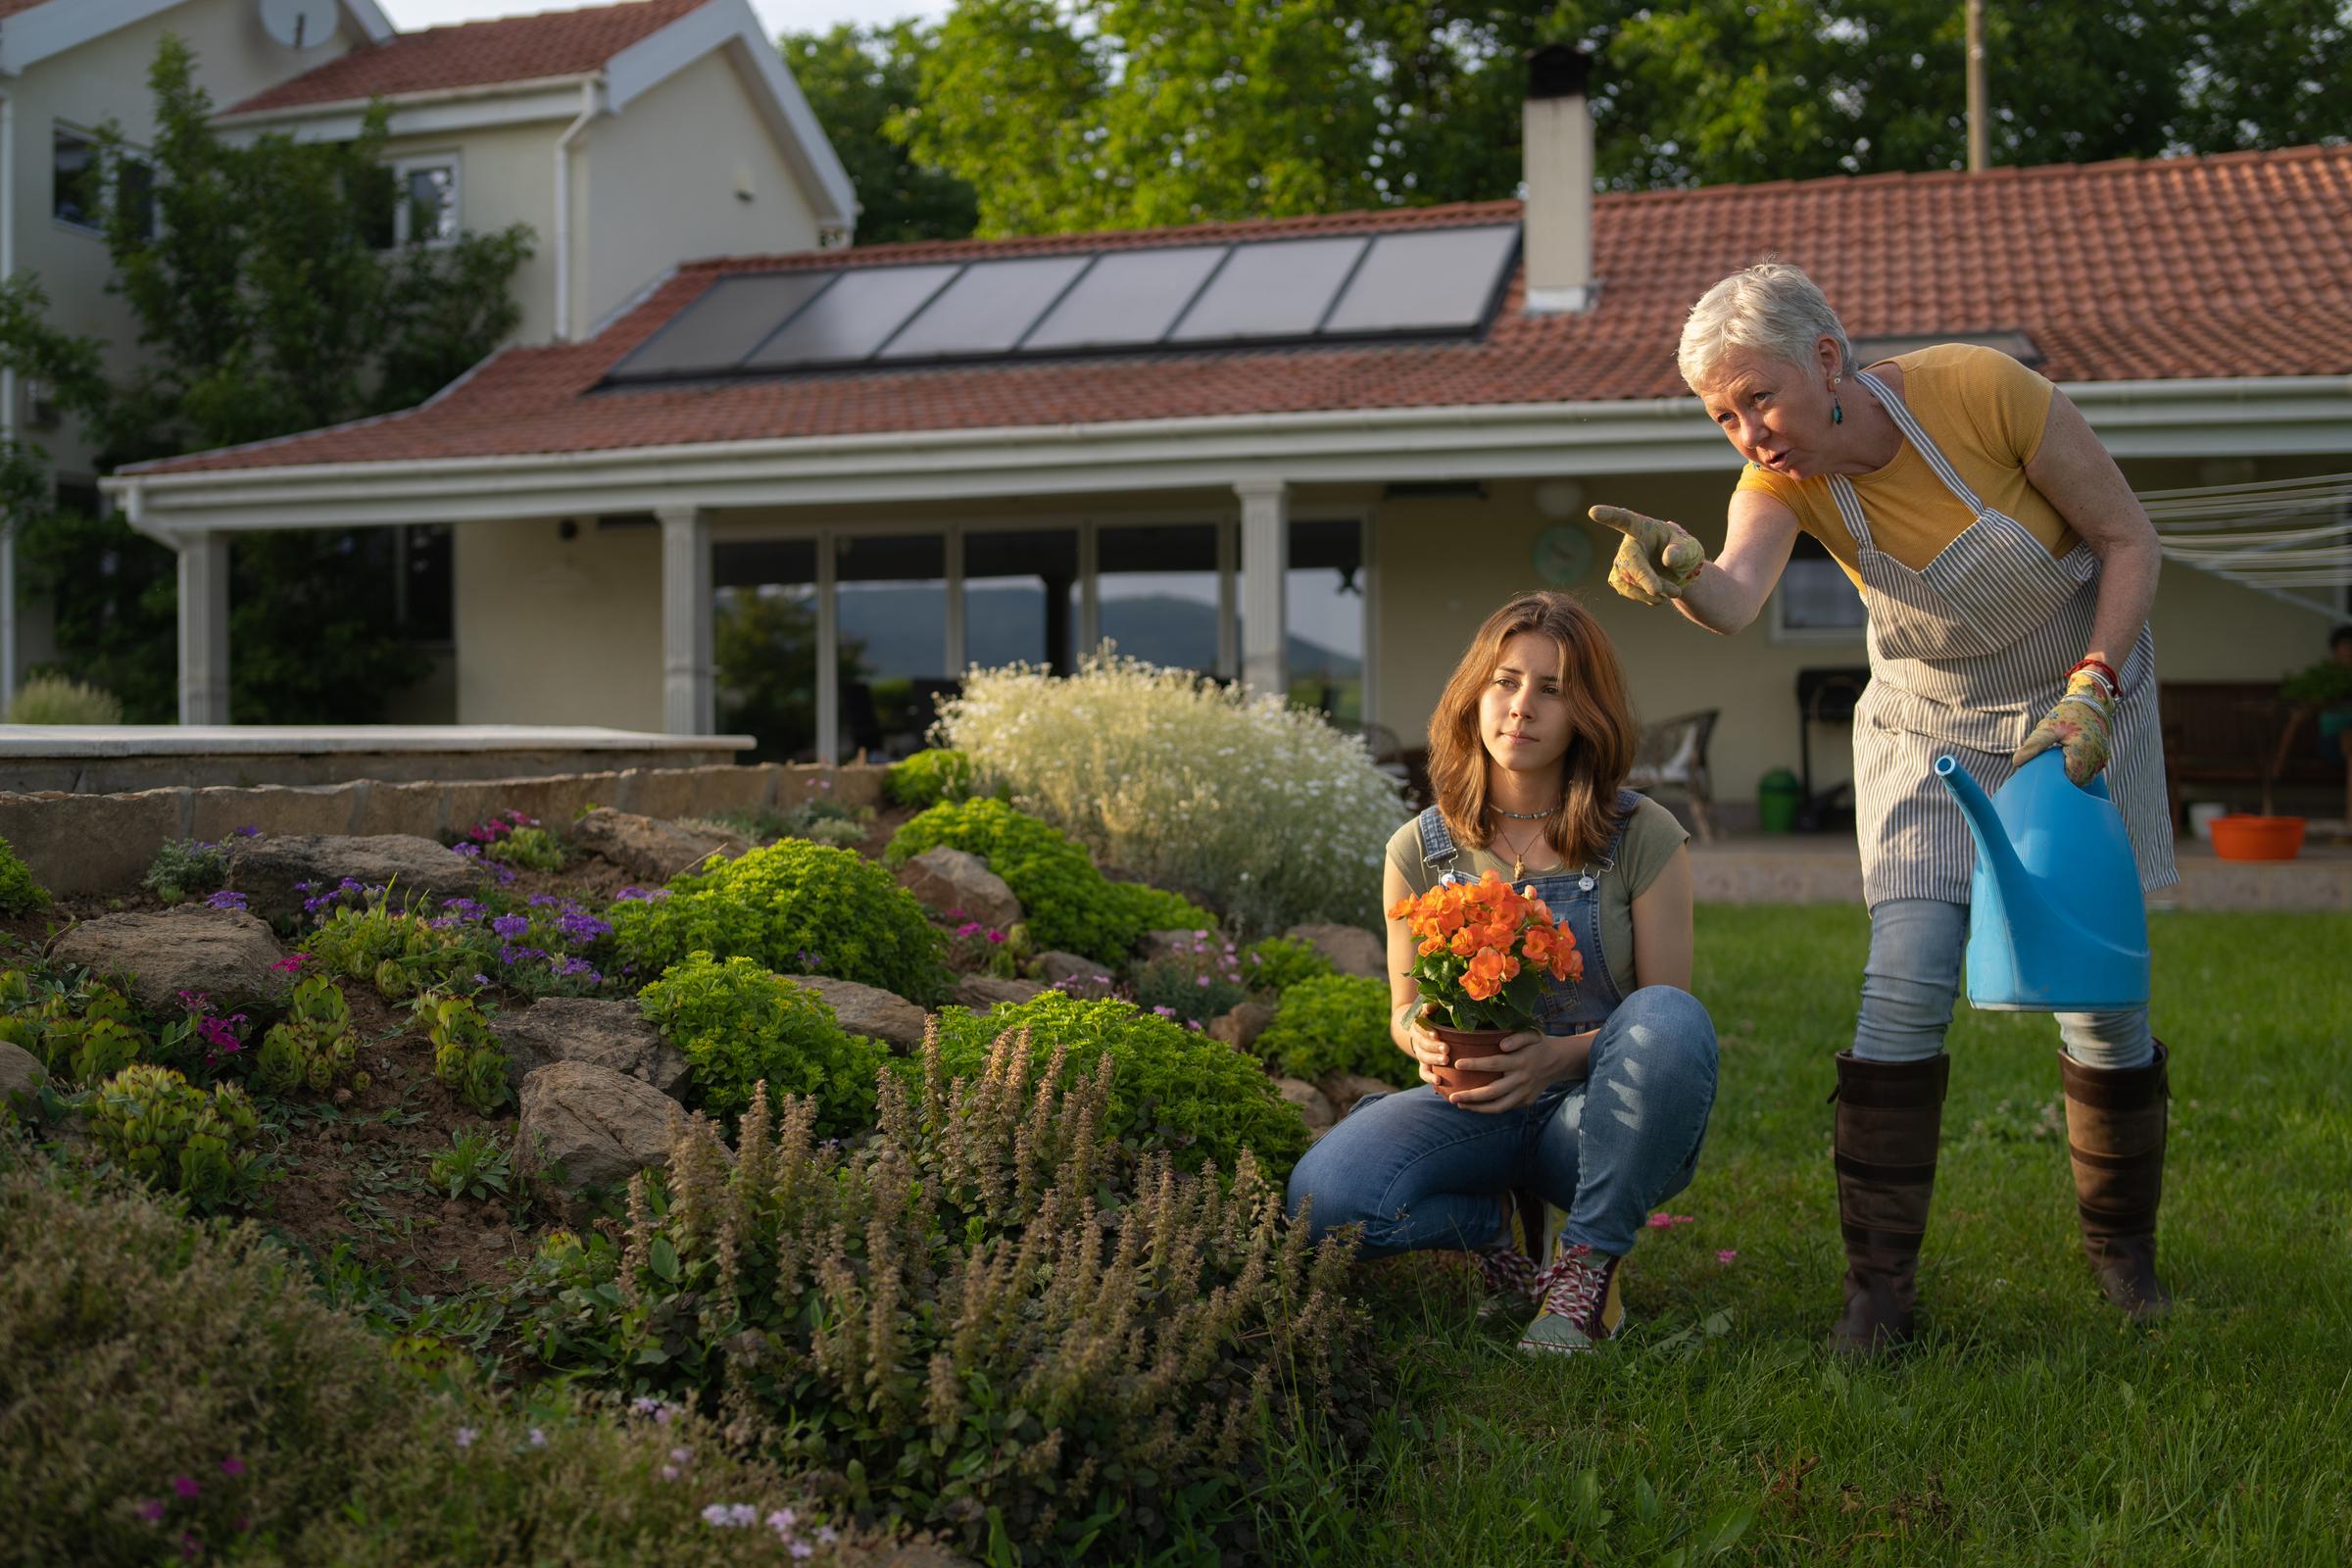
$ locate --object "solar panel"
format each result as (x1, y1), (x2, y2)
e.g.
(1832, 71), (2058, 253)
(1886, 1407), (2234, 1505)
(743, 264), (960, 368)
(877, 256), (1093, 361)
(1018, 245), (1227, 352)
(1320, 225), (1518, 335)
(611, 272), (833, 379)
(1166, 236), (1367, 344)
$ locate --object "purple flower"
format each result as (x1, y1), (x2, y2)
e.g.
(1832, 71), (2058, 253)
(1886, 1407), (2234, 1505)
(455, 1427), (477, 1449)
(1195, 974), (1211, 988)
(292, 881), (316, 894)
(442, 898), (486, 919)
(136, 1498), (167, 1524)
(527, 894), (559, 908)
(232, 824), (261, 838)
(470, 972), (491, 987)
(338, 877), (363, 893)
(1152, 1004), (1176, 1018)
(556, 912), (612, 944)
(175, 989), (211, 1011)
(205, 889), (249, 911)
(219, 1457), (246, 1478)
(172, 1475), (199, 1499)
(451, 842), (483, 859)
(491, 914), (530, 940)
(499, 945), (547, 966)
(198, 1015), (244, 1053)
(528, 1428), (548, 1449)
(556, 957), (600, 981)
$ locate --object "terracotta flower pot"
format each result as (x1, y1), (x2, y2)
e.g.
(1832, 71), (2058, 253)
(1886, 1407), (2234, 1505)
(1421, 1006), (1516, 1097)
(2210, 813), (2304, 861)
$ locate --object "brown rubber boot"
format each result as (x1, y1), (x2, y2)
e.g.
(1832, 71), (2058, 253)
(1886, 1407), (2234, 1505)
(2059, 1041), (2173, 1318)
(1830, 1052), (1950, 1355)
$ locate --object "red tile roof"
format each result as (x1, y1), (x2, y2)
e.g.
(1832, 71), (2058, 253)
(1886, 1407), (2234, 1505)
(224, 0), (704, 115)
(131, 144), (2352, 477)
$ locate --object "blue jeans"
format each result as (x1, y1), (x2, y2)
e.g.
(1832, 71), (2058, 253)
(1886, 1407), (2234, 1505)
(1853, 898), (2154, 1069)
(1285, 986), (1720, 1259)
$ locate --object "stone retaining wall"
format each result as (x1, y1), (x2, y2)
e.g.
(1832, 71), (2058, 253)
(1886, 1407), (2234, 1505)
(0, 763), (886, 896)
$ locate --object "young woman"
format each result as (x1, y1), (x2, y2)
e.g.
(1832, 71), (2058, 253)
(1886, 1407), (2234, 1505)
(1286, 591), (1720, 1354)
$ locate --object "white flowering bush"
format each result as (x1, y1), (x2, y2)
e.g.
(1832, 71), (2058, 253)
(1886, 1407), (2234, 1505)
(937, 652), (1408, 934)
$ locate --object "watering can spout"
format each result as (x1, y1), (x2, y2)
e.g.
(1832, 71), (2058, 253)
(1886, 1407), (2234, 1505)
(1934, 751), (2150, 1012)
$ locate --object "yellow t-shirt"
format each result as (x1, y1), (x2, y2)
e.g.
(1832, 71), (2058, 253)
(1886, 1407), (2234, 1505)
(1382, 796), (1688, 1002)
(1734, 343), (2069, 590)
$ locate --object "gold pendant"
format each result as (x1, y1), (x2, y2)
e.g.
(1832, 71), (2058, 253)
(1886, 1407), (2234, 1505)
(1511, 854), (1525, 882)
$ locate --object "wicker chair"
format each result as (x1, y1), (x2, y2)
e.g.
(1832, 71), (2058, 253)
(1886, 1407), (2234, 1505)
(1626, 709), (1720, 842)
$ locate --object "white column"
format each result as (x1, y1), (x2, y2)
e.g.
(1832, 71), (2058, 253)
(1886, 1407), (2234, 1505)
(658, 505), (713, 734)
(176, 531), (230, 724)
(1236, 479), (1288, 698)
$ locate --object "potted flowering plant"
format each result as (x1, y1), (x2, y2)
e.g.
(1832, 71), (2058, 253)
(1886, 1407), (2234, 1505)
(1389, 869), (1583, 1094)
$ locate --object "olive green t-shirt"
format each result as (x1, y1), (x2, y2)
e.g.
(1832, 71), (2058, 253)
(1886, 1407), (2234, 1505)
(1382, 795), (1689, 1001)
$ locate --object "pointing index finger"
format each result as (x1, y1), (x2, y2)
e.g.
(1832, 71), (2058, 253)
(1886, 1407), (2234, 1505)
(1587, 504), (1653, 539)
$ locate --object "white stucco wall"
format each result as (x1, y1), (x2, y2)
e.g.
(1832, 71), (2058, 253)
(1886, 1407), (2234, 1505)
(579, 45), (821, 339)
(453, 516), (662, 729)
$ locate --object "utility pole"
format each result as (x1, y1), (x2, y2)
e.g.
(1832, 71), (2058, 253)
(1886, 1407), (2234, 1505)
(1965, 0), (1988, 172)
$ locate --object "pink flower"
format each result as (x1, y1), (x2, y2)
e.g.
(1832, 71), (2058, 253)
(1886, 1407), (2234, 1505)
(1717, 1249), (1739, 1264)
(172, 1476), (200, 1499)
(219, 1457), (246, 1478)
(271, 954), (308, 974)
(136, 1498), (167, 1524)
(1645, 1212), (1695, 1229)
(985, 929), (1005, 944)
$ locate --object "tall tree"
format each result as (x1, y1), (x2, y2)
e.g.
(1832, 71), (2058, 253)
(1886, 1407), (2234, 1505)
(895, 0), (2351, 235)
(0, 36), (531, 722)
(781, 22), (980, 243)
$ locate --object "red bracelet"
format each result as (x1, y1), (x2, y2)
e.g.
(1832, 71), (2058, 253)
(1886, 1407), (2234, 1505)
(2068, 657), (2119, 696)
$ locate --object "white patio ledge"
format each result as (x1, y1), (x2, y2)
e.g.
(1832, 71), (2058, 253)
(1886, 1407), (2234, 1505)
(0, 725), (754, 759)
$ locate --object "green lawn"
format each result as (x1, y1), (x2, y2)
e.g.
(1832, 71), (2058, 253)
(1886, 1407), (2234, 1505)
(1256, 906), (2352, 1566)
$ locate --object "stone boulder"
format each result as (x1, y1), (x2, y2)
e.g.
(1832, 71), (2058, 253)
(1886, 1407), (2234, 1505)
(0, 1040), (45, 1106)
(787, 975), (928, 1052)
(895, 847), (1022, 932)
(952, 974), (1044, 1010)
(516, 1061), (685, 1190)
(494, 998), (689, 1099)
(1318, 1072), (1396, 1115)
(229, 835), (489, 919)
(1275, 1077), (1337, 1138)
(49, 906), (289, 1014)
(1206, 1001), (1275, 1052)
(567, 808), (747, 883)
(1028, 952), (1115, 996)
(1285, 922), (1388, 980)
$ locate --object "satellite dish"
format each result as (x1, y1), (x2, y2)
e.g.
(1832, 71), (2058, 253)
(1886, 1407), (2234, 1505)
(259, 0), (339, 49)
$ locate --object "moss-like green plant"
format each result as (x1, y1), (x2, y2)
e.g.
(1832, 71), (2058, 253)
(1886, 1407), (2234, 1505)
(486, 824), (566, 872)
(141, 837), (231, 904)
(883, 746), (975, 808)
(926, 990), (1308, 1180)
(5, 671), (122, 724)
(88, 1062), (266, 1210)
(1241, 933), (1337, 994)
(886, 799), (1213, 964)
(1253, 973), (1415, 1088)
(609, 839), (948, 1004)
(417, 992), (511, 1114)
(253, 974), (364, 1097)
(427, 1127), (514, 1200)
(636, 952), (887, 1135)
(0, 836), (49, 918)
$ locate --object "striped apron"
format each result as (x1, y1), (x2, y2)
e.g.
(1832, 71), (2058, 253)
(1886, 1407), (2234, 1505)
(1833, 369), (2178, 907)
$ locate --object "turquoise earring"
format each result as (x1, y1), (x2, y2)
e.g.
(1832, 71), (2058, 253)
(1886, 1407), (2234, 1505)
(1833, 399), (1843, 424)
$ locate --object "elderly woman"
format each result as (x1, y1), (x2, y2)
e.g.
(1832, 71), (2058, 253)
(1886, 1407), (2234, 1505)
(1593, 262), (2177, 1354)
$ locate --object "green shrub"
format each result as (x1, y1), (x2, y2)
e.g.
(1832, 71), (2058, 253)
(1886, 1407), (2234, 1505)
(928, 990), (1309, 1180)
(486, 824), (566, 872)
(253, 974), (365, 1098)
(0, 1163), (845, 1567)
(0, 837), (47, 918)
(1242, 933), (1337, 994)
(418, 992), (512, 1114)
(141, 837), (231, 904)
(5, 670), (122, 724)
(937, 651), (1408, 933)
(88, 1062), (268, 1210)
(527, 1038), (1364, 1562)
(883, 746), (974, 808)
(886, 798), (1213, 964)
(2, 975), (166, 1086)
(427, 1127), (513, 1201)
(610, 839), (947, 1004)
(1128, 929), (1248, 1025)
(799, 816), (867, 851)
(636, 952), (887, 1135)
(1254, 973), (1415, 1088)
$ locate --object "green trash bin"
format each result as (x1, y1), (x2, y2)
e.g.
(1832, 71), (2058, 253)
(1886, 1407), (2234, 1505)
(1757, 768), (1802, 834)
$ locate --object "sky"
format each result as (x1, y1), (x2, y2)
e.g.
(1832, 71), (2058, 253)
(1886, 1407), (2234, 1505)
(377, 0), (951, 34)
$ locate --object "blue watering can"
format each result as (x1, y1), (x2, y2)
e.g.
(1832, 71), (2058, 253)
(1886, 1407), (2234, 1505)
(1935, 749), (2150, 1011)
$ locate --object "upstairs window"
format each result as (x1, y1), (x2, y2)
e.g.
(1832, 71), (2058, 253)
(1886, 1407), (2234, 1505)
(52, 125), (101, 230)
(392, 157), (459, 247)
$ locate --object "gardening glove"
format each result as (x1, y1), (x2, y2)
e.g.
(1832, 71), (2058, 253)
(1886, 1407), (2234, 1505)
(1590, 505), (1705, 606)
(2012, 668), (2116, 787)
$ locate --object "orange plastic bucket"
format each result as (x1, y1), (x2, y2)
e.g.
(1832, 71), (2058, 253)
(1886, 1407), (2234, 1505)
(2209, 814), (2304, 861)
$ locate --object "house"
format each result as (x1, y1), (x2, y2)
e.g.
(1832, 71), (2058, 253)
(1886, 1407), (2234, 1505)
(105, 50), (2352, 822)
(0, 0), (857, 706)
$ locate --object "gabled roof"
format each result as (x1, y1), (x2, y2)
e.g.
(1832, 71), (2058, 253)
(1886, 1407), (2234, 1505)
(124, 143), (2352, 478)
(223, 0), (701, 114)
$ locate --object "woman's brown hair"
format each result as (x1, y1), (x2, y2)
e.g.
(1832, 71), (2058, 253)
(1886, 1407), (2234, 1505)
(1426, 591), (1641, 868)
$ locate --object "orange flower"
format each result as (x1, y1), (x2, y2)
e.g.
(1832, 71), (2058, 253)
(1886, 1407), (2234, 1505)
(1448, 925), (1483, 958)
(1522, 923), (1557, 965)
(1462, 946), (1520, 1001)
(1549, 942), (1584, 984)
(1387, 893), (1416, 921)
(1418, 932), (1447, 956)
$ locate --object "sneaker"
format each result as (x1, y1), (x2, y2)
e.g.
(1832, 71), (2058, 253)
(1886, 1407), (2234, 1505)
(1476, 1244), (1538, 1303)
(1519, 1244), (1627, 1355)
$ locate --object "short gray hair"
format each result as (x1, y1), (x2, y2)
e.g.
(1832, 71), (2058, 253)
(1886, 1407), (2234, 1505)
(1676, 261), (1853, 392)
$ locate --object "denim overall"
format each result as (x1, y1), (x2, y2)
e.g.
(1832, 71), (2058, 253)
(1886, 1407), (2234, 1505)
(1284, 793), (1720, 1259)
